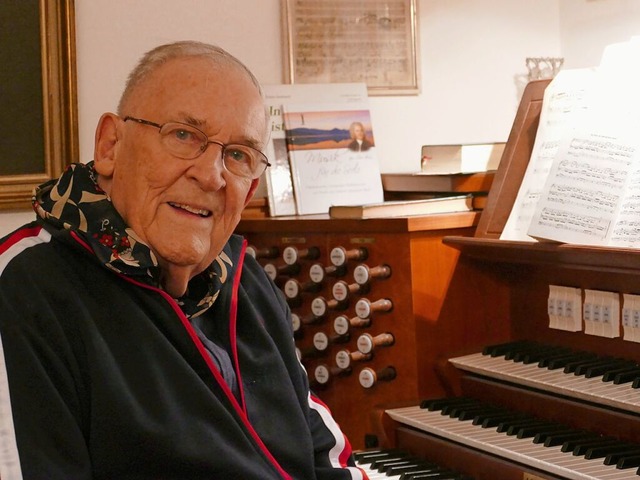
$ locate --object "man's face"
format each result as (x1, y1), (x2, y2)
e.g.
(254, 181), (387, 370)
(95, 56), (267, 290)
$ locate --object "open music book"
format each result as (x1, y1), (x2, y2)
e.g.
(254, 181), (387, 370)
(502, 36), (640, 246)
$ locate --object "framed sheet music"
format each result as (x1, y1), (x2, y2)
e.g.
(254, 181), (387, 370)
(0, 0), (78, 210)
(282, 0), (420, 96)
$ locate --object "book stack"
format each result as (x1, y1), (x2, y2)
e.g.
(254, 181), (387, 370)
(381, 142), (506, 211)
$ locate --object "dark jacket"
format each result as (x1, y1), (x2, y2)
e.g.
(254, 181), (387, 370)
(0, 222), (365, 480)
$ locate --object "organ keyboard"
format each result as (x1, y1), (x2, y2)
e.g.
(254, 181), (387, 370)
(386, 399), (640, 480)
(354, 448), (475, 479)
(449, 341), (640, 414)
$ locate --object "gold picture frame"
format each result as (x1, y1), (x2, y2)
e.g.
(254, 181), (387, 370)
(282, 0), (419, 96)
(0, 0), (78, 210)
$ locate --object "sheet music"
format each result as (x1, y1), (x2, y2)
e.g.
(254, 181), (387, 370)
(500, 68), (597, 241)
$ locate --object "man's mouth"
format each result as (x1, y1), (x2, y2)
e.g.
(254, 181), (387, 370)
(168, 202), (212, 217)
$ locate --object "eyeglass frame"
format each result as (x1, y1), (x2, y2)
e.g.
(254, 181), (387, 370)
(123, 116), (271, 180)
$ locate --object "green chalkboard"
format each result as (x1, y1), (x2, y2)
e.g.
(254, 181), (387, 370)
(0, 1), (46, 175)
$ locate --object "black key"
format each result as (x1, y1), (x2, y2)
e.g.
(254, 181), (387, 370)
(353, 449), (406, 463)
(564, 357), (607, 374)
(482, 340), (533, 357)
(584, 359), (636, 378)
(404, 471), (459, 479)
(381, 458), (427, 473)
(441, 399), (481, 416)
(612, 368), (640, 385)
(570, 437), (620, 456)
(575, 357), (623, 377)
(537, 429), (589, 446)
(585, 442), (637, 460)
(480, 412), (532, 429)
(616, 453), (640, 469)
(497, 418), (543, 434)
(521, 345), (571, 365)
(505, 343), (541, 361)
(603, 447), (640, 465)
(631, 376), (640, 389)
(517, 423), (571, 440)
(471, 408), (514, 425)
(388, 460), (440, 475)
(561, 435), (612, 453)
(420, 397), (475, 411)
(538, 350), (579, 368)
(449, 404), (493, 420)
(507, 420), (554, 437)
(602, 365), (640, 383)
(546, 351), (597, 370)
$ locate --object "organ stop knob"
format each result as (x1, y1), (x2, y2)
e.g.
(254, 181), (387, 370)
(353, 264), (391, 285)
(329, 246), (368, 266)
(356, 332), (395, 355)
(282, 246), (320, 265)
(358, 366), (396, 388)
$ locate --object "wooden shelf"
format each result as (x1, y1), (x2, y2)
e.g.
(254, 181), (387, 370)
(237, 210), (481, 234)
(443, 235), (640, 274)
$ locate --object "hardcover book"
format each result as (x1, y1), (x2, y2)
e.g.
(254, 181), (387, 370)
(329, 195), (473, 219)
(262, 83), (377, 216)
(282, 99), (384, 215)
(420, 143), (506, 174)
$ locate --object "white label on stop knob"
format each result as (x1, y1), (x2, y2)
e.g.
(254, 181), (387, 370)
(356, 334), (374, 354)
(353, 265), (369, 285)
(330, 247), (346, 266)
(291, 313), (301, 332)
(335, 350), (351, 369)
(333, 315), (349, 335)
(263, 264), (277, 280)
(309, 264), (324, 283)
(282, 246), (297, 265)
(314, 365), (330, 384)
(283, 279), (299, 298)
(311, 298), (327, 317)
(332, 282), (348, 301)
(246, 246), (257, 258)
(355, 299), (371, 319)
(358, 368), (376, 388)
(313, 332), (329, 351)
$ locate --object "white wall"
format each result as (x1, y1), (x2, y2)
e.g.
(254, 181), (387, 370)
(2, 0), (639, 236)
(71, 0), (560, 173)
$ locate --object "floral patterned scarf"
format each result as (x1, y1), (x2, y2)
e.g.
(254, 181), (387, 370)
(33, 162), (229, 318)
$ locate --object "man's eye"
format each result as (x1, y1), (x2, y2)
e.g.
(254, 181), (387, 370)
(225, 148), (250, 163)
(174, 129), (195, 142)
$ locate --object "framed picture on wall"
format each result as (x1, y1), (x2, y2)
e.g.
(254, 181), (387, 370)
(0, 0), (78, 210)
(282, 0), (420, 96)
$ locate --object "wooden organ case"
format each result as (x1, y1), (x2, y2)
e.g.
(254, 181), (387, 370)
(236, 212), (480, 450)
(369, 79), (640, 479)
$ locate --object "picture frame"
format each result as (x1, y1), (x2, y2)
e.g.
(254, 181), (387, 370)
(0, 0), (78, 210)
(282, 0), (420, 96)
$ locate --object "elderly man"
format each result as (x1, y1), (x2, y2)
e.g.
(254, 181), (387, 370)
(0, 41), (366, 480)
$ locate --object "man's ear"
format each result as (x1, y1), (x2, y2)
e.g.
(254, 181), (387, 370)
(244, 178), (261, 207)
(93, 113), (120, 179)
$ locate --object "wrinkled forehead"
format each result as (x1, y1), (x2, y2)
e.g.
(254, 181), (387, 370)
(126, 57), (269, 143)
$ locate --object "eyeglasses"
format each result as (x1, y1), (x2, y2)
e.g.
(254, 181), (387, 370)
(123, 116), (270, 180)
